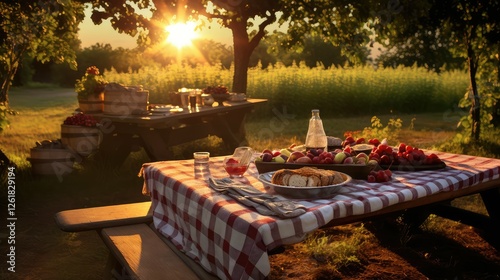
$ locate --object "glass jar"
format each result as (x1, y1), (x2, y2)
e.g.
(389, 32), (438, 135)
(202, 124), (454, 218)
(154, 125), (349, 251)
(305, 109), (327, 152)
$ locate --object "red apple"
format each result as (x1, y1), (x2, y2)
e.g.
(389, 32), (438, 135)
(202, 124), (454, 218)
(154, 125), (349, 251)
(355, 152), (369, 164)
(287, 151), (306, 163)
(296, 156), (313, 163)
(261, 153), (273, 162)
(343, 157), (354, 164)
(355, 137), (365, 144)
(312, 156), (321, 164)
(262, 149), (272, 155)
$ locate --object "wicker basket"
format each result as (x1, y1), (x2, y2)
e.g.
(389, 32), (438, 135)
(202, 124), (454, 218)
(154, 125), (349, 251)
(103, 87), (149, 116)
(78, 93), (104, 114)
(60, 124), (101, 157)
(28, 147), (75, 176)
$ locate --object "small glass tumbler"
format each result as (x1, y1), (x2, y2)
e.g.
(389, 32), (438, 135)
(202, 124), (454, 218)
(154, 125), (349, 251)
(189, 93), (197, 109)
(193, 152), (210, 180)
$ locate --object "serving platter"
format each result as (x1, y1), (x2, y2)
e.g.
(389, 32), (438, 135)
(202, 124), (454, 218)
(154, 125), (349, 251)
(254, 161), (373, 179)
(258, 171), (352, 199)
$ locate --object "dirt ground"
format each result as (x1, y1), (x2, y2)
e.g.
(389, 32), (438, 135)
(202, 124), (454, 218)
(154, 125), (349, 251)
(269, 215), (500, 280)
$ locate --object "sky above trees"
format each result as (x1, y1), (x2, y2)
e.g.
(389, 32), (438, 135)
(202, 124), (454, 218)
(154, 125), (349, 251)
(78, 6), (255, 49)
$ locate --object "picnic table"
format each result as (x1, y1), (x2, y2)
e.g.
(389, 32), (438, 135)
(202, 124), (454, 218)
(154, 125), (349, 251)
(141, 152), (500, 280)
(90, 99), (267, 165)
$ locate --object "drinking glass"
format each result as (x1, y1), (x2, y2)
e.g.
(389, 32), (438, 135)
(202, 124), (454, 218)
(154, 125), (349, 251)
(193, 152), (210, 180)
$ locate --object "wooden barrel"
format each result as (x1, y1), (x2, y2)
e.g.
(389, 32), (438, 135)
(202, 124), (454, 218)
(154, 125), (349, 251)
(60, 125), (101, 157)
(103, 90), (149, 115)
(28, 147), (74, 176)
(78, 93), (104, 114)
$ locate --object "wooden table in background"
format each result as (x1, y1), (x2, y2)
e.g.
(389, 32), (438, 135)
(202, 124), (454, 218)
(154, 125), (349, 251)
(92, 99), (267, 165)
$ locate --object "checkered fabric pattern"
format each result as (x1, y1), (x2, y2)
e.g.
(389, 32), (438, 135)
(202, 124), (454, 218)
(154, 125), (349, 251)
(141, 152), (500, 280)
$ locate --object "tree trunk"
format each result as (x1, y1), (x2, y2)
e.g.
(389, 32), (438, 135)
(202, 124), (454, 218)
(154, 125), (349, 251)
(227, 8), (275, 94)
(231, 21), (251, 93)
(467, 44), (480, 141)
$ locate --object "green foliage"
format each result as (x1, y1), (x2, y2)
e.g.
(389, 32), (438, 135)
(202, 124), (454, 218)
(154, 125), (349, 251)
(372, 0), (500, 141)
(437, 129), (500, 158)
(1, 0), (83, 130)
(360, 116), (404, 142)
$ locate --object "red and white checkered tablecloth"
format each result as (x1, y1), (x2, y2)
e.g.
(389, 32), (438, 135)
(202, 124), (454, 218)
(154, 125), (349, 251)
(141, 152), (500, 280)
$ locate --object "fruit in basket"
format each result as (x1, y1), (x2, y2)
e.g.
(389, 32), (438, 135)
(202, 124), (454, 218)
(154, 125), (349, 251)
(295, 156), (313, 163)
(287, 151), (306, 163)
(273, 155), (286, 163)
(355, 152), (369, 164)
(368, 138), (381, 147)
(203, 85), (229, 95)
(261, 152), (273, 162)
(333, 152), (347, 164)
(366, 140), (444, 166)
(279, 148), (292, 157)
(63, 113), (98, 127)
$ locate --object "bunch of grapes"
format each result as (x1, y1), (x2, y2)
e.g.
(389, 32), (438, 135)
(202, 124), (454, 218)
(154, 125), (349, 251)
(367, 169), (392, 183)
(63, 113), (98, 127)
(203, 85), (229, 95)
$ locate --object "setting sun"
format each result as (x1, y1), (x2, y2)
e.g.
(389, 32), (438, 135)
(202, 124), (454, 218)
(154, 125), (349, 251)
(165, 22), (198, 49)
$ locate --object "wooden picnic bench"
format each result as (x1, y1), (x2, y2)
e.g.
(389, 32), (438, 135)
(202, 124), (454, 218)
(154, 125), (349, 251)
(54, 201), (219, 280)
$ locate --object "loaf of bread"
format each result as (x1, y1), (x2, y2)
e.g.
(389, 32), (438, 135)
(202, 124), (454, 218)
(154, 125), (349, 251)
(327, 136), (342, 147)
(271, 167), (345, 187)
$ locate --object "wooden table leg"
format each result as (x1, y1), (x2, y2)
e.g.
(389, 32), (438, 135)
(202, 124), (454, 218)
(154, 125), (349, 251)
(211, 110), (250, 150)
(138, 128), (173, 161)
(481, 187), (500, 224)
(480, 187), (500, 246)
(95, 133), (136, 167)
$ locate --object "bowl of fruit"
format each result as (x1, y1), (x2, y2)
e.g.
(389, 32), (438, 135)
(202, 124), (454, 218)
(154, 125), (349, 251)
(203, 85), (230, 106)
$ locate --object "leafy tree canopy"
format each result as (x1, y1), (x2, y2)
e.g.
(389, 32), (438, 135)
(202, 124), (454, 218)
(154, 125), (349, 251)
(81, 0), (376, 92)
(370, 0), (500, 140)
(1, 0), (84, 105)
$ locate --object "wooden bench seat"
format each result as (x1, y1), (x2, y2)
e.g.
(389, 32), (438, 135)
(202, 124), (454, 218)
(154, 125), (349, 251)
(54, 201), (153, 232)
(55, 202), (220, 279)
(102, 224), (219, 280)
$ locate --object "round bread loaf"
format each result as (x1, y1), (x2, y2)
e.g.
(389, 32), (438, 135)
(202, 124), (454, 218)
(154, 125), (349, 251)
(271, 167), (344, 187)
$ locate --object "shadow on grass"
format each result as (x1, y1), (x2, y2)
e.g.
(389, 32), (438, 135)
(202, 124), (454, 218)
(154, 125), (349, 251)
(365, 215), (500, 280)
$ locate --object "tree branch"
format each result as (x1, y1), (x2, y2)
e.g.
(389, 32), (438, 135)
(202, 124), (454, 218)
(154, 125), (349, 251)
(248, 13), (276, 51)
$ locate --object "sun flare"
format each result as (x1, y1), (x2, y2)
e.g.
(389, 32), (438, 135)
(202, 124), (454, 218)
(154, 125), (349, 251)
(165, 22), (198, 49)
